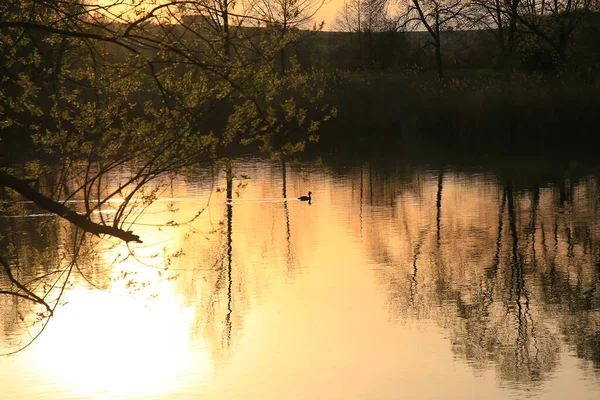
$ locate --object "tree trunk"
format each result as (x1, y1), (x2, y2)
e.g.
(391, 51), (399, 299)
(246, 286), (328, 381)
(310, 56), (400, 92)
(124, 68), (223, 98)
(223, 1), (230, 59)
(495, 0), (505, 56)
(508, 0), (519, 55)
(435, 38), (444, 79)
(434, 22), (443, 79)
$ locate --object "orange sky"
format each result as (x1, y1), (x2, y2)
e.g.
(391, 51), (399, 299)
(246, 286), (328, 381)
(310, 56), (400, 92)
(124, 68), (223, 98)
(97, 0), (344, 31)
(315, 0), (343, 31)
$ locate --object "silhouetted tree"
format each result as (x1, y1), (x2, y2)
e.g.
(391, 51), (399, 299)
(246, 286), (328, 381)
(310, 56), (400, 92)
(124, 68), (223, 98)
(336, 0), (393, 67)
(396, 0), (467, 78)
(249, 0), (325, 73)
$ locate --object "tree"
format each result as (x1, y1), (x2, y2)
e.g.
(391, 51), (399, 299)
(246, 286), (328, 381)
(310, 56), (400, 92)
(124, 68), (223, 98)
(466, 0), (600, 71)
(513, 0), (584, 63)
(336, 0), (393, 68)
(396, 0), (466, 78)
(466, 0), (508, 63)
(249, 0), (325, 73)
(0, 0), (334, 349)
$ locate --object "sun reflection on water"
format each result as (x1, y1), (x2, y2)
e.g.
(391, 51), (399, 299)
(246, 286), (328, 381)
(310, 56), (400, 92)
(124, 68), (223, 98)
(28, 282), (206, 399)
(25, 182), (216, 398)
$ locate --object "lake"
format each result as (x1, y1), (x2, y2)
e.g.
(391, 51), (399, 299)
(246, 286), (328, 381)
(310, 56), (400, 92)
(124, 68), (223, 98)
(1, 156), (599, 399)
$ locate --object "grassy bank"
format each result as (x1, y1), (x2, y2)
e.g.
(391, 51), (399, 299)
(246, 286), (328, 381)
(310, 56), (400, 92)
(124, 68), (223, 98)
(315, 69), (600, 158)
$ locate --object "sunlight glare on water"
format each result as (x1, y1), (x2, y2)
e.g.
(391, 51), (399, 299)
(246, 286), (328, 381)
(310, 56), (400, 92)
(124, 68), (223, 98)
(25, 289), (200, 399)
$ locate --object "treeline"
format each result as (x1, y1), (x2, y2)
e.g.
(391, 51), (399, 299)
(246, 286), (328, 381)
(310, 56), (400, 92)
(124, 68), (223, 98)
(283, 2), (600, 156)
(2, 0), (600, 166)
(285, 3), (600, 78)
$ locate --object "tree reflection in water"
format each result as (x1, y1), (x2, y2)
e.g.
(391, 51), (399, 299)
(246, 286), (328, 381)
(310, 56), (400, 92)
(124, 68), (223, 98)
(1, 158), (599, 392)
(353, 161), (600, 383)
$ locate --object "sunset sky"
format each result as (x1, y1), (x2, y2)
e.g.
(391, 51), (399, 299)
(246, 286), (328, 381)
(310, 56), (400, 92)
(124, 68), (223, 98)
(315, 0), (344, 30)
(99, 0), (347, 31)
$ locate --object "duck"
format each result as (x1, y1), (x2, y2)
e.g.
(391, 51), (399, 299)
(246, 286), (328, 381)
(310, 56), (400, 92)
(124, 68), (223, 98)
(298, 191), (312, 201)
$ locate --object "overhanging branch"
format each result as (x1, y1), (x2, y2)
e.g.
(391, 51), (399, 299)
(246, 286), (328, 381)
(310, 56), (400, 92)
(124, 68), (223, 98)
(0, 171), (142, 243)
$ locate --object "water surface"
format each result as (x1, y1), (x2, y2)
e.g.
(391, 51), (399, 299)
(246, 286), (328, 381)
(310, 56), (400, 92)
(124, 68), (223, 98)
(1, 158), (599, 399)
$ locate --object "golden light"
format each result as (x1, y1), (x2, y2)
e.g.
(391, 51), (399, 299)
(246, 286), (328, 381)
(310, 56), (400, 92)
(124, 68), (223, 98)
(28, 286), (207, 399)
(23, 190), (217, 399)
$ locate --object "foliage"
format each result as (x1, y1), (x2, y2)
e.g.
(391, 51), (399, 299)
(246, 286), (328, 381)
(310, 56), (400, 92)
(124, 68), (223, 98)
(0, 0), (334, 343)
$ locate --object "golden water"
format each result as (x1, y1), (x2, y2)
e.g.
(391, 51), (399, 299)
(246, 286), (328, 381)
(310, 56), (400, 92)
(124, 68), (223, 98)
(1, 159), (599, 399)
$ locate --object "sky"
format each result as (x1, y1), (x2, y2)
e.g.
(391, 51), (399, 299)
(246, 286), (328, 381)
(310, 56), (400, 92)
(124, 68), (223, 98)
(98, 0), (345, 32)
(314, 0), (344, 31)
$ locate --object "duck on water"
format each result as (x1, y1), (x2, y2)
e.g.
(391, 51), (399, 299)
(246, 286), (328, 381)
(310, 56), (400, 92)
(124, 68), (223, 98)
(298, 192), (312, 201)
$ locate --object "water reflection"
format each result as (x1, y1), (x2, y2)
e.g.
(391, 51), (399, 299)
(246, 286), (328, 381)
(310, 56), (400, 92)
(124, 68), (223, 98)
(0, 158), (599, 399)
(356, 162), (600, 380)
